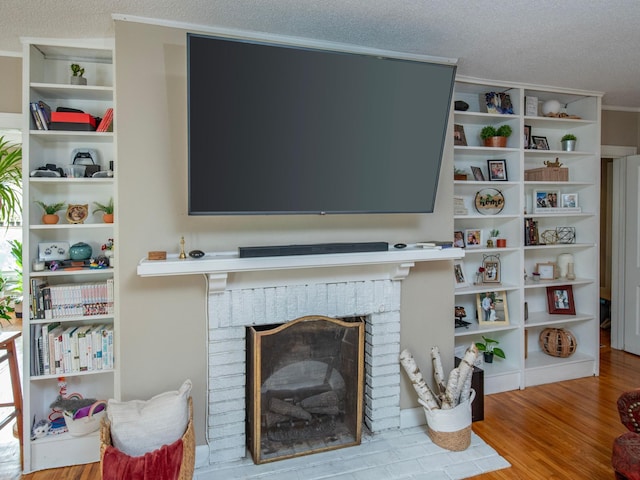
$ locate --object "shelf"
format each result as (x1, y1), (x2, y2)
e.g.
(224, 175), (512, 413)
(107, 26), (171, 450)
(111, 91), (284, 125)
(28, 130), (114, 143)
(29, 177), (114, 185)
(29, 313), (114, 324)
(28, 268), (114, 278)
(30, 83), (113, 101)
(455, 322), (519, 338)
(30, 368), (114, 381)
(524, 311), (594, 328)
(453, 77), (601, 395)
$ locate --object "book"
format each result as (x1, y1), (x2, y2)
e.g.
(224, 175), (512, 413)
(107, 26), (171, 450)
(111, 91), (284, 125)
(37, 100), (52, 128)
(96, 107), (113, 132)
(29, 102), (44, 130)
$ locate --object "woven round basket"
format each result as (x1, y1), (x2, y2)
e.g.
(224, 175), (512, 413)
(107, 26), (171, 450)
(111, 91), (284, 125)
(539, 328), (577, 358)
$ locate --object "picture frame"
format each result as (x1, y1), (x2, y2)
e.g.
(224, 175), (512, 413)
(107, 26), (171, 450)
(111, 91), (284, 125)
(546, 285), (576, 315)
(464, 228), (483, 248)
(453, 230), (465, 248)
(536, 262), (558, 280)
(532, 135), (549, 150)
(471, 166), (485, 181)
(476, 290), (509, 325)
(534, 190), (560, 209)
(66, 204), (89, 224)
(454, 124), (467, 146)
(482, 254), (501, 283)
(487, 159), (508, 181)
(524, 125), (532, 148)
(454, 261), (469, 288)
(561, 193), (579, 208)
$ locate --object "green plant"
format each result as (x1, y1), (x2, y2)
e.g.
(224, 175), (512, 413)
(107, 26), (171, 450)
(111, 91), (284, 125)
(0, 276), (15, 323)
(70, 63), (85, 77)
(480, 126), (497, 140)
(475, 336), (506, 359)
(34, 200), (66, 215)
(0, 136), (22, 226)
(5, 239), (22, 298)
(489, 229), (500, 238)
(496, 125), (513, 137)
(92, 198), (114, 215)
(454, 167), (467, 175)
(561, 133), (577, 142)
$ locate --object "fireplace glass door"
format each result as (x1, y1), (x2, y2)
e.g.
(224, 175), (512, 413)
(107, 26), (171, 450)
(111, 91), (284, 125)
(247, 315), (364, 463)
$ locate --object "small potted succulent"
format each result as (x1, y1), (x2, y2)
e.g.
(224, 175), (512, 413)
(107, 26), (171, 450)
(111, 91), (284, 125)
(475, 336), (506, 363)
(70, 63), (87, 85)
(454, 167), (468, 181)
(561, 134), (577, 152)
(34, 200), (66, 224)
(92, 198), (114, 223)
(480, 125), (512, 148)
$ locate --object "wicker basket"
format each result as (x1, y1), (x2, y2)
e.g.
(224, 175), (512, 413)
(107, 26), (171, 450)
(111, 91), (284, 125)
(420, 389), (475, 451)
(100, 397), (195, 480)
(63, 400), (107, 437)
(539, 328), (577, 358)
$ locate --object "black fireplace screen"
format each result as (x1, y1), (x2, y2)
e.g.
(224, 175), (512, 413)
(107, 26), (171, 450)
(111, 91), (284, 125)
(247, 315), (364, 463)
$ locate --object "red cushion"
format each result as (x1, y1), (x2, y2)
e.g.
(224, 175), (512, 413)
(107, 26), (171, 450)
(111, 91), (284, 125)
(613, 432), (640, 480)
(102, 437), (184, 480)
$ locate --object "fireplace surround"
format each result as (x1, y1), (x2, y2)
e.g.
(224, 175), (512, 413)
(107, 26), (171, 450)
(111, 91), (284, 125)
(137, 247), (463, 467)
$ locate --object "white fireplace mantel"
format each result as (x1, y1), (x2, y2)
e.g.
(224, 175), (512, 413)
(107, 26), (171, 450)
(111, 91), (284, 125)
(137, 246), (464, 290)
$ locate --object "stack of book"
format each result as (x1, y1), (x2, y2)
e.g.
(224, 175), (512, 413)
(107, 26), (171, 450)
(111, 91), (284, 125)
(29, 100), (52, 130)
(30, 322), (114, 376)
(454, 196), (468, 215)
(96, 107), (114, 132)
(30, 279), (114, 320)
(524, 217), (539, 246)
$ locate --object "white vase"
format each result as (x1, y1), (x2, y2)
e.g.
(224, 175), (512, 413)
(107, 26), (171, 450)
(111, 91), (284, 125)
(557, 253), (574, 278)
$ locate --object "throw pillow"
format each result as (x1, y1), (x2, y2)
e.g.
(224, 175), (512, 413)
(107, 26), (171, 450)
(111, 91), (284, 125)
(107, 379), (191, 457)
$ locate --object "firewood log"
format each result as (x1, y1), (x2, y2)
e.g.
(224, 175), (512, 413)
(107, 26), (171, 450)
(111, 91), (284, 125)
(264, 411), (291, 428)
(441, 367), (460, 409)
(457, 344), (479, 405)
(430, 346), (447, 398)
(304, 406), (341, 415)
(269, 397), (313, 420)
(399, 349), (440, 409)
(300, 391), (339, 409)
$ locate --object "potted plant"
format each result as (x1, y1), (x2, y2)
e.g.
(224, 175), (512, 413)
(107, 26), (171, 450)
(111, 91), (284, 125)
(454, 167), (467, 181)
(0, 276), (15, 325)
(561, 133), (577, 152)
(0, 136), (22, 226)
(488, 229), (500, 248)
(5, 239), (23, 318)
(34, 200), (66, 224)
(93, 198), (114, 223)
(70, 63), (87, 85)
(480, 125), (512, 148)
(475, 335), (506, 363)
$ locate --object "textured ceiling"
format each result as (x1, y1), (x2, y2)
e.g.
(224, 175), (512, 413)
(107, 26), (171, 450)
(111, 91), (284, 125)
(2, 0), (640, 107)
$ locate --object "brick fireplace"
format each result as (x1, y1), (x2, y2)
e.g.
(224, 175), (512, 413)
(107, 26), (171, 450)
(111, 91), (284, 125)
(136, 248), (463, 468)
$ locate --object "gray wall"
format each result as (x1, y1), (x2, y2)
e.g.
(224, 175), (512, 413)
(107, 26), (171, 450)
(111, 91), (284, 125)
(114, 20), (456, 444)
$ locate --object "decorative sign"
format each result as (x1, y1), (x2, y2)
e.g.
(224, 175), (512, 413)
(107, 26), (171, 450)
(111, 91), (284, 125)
(474, 188), (505, 215)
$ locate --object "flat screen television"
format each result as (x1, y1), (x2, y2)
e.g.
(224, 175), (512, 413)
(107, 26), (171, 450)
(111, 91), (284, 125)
(187, 33), (456, 215)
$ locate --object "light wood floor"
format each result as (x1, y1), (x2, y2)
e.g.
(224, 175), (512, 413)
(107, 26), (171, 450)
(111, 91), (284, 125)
(5, 330), (638, 480)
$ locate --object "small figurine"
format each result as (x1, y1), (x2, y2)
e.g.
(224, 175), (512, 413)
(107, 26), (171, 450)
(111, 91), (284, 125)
(31, 417), (50, 440)
(179, 236), (187, 259)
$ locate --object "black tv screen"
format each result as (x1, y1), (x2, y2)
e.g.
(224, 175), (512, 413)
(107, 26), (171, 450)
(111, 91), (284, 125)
(187, 33), (456, 215)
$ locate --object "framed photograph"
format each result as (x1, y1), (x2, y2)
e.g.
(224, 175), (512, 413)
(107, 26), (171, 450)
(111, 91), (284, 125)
(482, 254), (501, 283)
(454, 261), (469, 288)
(561, 193), (579, 208)
(524, 125), (532, 148)
(532, 136), (549, 150)
(66, 204), (89, 224)
(546, 285), (576, 315)
(464, 228), (483, 248)
(534, 190), (560, 208)
(487, 159), (508, 181)
(471, 166), (485, 181)
(476, 290), (509, 325)
(536, 262), (558, 280)
(454, 124), (467, 146)
(453, 230), (465, 248)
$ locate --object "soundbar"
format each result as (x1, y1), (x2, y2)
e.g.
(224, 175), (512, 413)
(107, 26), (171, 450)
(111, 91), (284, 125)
(239, 242), (389, 258)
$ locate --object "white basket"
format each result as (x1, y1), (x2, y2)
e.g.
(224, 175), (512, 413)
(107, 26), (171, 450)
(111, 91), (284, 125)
(419, 389), (475, 451)
(63, 400), (107, 437)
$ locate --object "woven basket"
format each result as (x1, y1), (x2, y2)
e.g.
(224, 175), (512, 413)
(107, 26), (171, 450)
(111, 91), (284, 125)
(420, 390), (475, 451)
(64, 400), (107, 436)
(539, 328), (577, 358)
(100, 397), (195, 480)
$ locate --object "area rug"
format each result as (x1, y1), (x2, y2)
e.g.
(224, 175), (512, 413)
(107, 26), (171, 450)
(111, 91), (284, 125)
(195, 426), (511, 479)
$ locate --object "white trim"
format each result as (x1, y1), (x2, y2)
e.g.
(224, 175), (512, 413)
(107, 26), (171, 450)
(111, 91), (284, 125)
(0, 113), (22, 129)
(602, 145), (637, 158)
(111, 13), (458, 65)
(602, 105), (640, 113)
(456, 75), (604, 98)
(0, 50), (21, 58)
